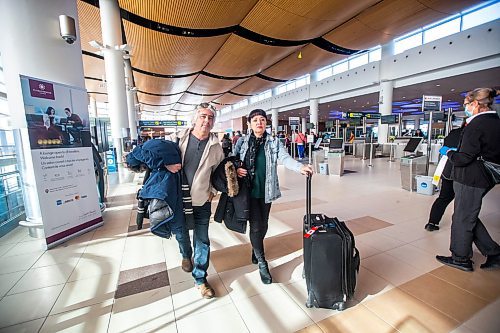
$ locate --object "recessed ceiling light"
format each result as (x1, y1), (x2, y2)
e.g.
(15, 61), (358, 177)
(402, 96), (406, 99)
(436, 84), (440, 87)
(451, 88), (455, 92)
(353, 100), (357, 103)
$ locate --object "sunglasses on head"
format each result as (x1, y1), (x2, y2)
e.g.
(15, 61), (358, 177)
(197, 103), (216, 112)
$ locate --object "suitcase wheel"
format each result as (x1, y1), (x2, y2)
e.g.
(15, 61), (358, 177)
(334, 302), (346, 311)
(305, 301), (313, 308)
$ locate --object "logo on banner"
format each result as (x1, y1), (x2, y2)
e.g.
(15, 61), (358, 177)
(56, 200), (62, 206)
(29, 79), (55, 100)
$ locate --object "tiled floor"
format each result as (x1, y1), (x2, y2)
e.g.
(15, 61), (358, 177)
(0, 156), (499, 332)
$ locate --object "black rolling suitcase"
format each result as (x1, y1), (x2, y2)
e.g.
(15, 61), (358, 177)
(303, 175), (360, 310)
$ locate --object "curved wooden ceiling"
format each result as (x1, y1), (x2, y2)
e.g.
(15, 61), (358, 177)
(77, 0), (483, 113)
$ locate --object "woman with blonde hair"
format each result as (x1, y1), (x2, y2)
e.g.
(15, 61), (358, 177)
(436, 88), (500, 271)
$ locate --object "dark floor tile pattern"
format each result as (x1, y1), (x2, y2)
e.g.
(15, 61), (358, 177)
(115, 262), (169, 299)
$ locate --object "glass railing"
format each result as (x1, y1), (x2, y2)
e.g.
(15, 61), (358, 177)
(0, 144), (25, 237)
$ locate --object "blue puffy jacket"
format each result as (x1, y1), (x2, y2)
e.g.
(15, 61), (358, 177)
(128, 139), (185, 238)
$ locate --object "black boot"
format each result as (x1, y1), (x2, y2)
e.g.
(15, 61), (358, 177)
(251, 251), (258, 264)
(424, 223), (439, 231)
(258, 260), (272, 284)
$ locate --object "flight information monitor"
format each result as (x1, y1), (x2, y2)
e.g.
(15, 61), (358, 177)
(329, 138), (344, 150)
(381, 115), (397, 124)
(403, 137), (422, 153)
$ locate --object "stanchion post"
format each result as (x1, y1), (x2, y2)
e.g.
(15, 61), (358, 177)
(388, 143), (395, 162)
(368, 142), (374, 167)
(309, 142), (312, 165)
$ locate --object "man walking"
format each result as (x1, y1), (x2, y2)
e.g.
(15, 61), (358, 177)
(169, 103), (224, 298)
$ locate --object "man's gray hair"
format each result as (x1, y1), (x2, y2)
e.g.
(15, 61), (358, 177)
(191, 103), (217, 127)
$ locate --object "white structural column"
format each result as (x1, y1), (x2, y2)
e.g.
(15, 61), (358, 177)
(271, 108), (278, 133)
(124, 60), (138, 140)
(414, 117), (421, 132)
(301, 117), (307, 134)
(89, 96), (98, 118)
(99, 0), (128, 161)
(378, 80), (393, 143)
(0, 0), (86, 228)
(309, 99), (319, 134)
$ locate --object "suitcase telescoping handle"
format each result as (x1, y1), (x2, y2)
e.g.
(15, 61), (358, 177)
(306, 173), (312, 228)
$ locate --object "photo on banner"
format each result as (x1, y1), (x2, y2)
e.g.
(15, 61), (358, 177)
(20, 75), (102, 246)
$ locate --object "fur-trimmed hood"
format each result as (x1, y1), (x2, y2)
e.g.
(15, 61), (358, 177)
(212, 156), (243, 197)
(225, 160), (239, 197)
(212, 156), (250, 234)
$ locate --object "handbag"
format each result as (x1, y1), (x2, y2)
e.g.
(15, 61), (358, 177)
(479, 157), (500, 185)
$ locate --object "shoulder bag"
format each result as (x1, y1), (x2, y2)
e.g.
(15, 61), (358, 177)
(479, 156), (500, 185)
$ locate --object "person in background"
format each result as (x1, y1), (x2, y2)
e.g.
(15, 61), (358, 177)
(45, 106), (56, 126)
(234, 109), (313, 284)
(348, 132), (355, 143)
(221, 133), (232, 157)
(414, 128), (424, 137)
(425, 119), (465, 231)
(232, 130), (241, 146)
(436, 88), (500, 271)
(284, 133), (291, 155)
(294, 129), (306, 160)
(168, 102), (225, 298)
(65, 107), (84, 143)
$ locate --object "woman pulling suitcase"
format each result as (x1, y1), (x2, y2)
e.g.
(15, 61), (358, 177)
(234, 109), (313, 284)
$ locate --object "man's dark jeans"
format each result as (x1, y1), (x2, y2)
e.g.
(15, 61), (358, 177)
(175, 201), (211, 285)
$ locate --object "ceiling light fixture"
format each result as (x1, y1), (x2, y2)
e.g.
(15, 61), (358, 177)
(297, 51), (302, 59)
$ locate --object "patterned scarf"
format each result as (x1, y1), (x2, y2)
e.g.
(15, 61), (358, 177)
(176, 137), (194, 230)
(244, 132), (266, 181)
(181, 170), (194, 229)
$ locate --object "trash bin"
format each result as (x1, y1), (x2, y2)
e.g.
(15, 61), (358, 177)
(415, 175), (434, 195)
(400, 155), (427, 191)
(328, 151), (344, 176)
(312, 150), (325, 173)
(319, 163), (328, 175)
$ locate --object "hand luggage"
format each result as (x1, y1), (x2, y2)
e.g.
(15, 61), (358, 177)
(303, 175), (359, 310)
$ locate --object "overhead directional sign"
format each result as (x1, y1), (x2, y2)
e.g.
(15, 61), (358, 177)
(422, 95), (442, 112)
(139, 120), (187, 127)
(342, 112), (364, 118)
(364, 113), (381, 119)
(289, 116), (300, 125)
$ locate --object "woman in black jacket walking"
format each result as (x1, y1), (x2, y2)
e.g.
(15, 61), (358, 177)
(425, 121), (465, 231)
(436, 88), (500, 271)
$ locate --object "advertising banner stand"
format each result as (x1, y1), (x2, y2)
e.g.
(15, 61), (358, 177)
(19, 75), (103, 248)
